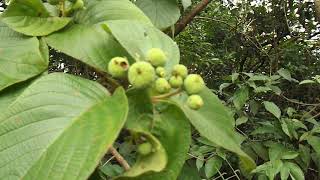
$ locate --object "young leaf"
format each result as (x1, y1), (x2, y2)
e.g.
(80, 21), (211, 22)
(117, 130), (167, 178)
(1, 0), (70, 36)
(0, 73), (129, 179)
(135, 0), (180, 29)
(263, 101), (281, 119)
(0, 23), (48, 91)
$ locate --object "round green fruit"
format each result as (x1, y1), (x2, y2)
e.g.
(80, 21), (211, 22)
(137, 142), (153, 156)
(128, 61), (156, 88)
(187, 95), (204, 110)
(155, 78), (171, 93)
(172, 64), (188, 78)
(156, 67), (166, 77)
(169, 75), (183, 88)
(72, 0), (84, 10)
(184, 74), (205, 94)
(48, 0), (60, 5)
(146, 48), (167, 67)
(108, 57), (129, 78)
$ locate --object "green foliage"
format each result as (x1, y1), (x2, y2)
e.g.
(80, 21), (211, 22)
(0, 0), (258, 179)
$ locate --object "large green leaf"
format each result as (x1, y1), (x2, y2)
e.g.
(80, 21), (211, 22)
(46, 0), (150, 72)
(135, 0), (180, 29)
(0, 73), (46, 110)
(0, 73), (129, 179)
(173, 87), (256, 172)
(0, 23), (48, 91)
(125, 89), (153, 131)
(1, 0), (70, 36)
(118, 102), (191, 180)
(106, 20), (180, 72)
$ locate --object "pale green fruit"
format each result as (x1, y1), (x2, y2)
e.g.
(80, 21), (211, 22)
(169, 75), (183, 88)
(184, 74), (205, 94)
(137, 142), (153, 156)
(172, 64), (188, 78)
(108, 57), (129, 78)
(155, 78), (171, 93)
(128, 61), (156, 88)
(72, 0), (84, 10)
(156, 67), (166, 77)
(146, 48), (167, 67)
(187, 95), (204, 110)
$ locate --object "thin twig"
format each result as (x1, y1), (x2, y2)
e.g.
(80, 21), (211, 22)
(109, 146), (130, 171)
(280, 95), (320, 106)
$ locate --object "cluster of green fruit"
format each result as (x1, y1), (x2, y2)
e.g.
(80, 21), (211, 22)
(108, 48), (205, 110)
(47, 0), (84, 11)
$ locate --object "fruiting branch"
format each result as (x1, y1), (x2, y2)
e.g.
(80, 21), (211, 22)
(108, 146), (131, 171)
(174, 0), (213, 36)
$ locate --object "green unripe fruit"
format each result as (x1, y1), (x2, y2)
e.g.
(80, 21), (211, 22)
(48, 0), (60, 5)
(146, 48), (167, 67)
(187, 95), (204, 110)
(128, 61), (156, 88)
(155, 78), (171, 93)
(108, 57), (129, 78)
(137, 142), (153, 156)
(72, 0), (84, 10)
(172, 64), (188, 78)
(156, 67), (166, 77)
(184, 74), (205, 94)
(169, 75), (183, 88)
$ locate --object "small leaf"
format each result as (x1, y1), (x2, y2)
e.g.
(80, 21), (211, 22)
(263, 101), (281, 119)
(286, 162), (305, 180)
(231, 72), (239, 83)
(299, 80), (316, 85)
(254, 86), (272, 93)
(277, 68), (298, 82)
(249, 75), (270, 81)
(269, 85), (282, 95)
(233, 87), (249, 110)
(236, 116), (248, 126)
(307, 136), (320, 154)
(205, 156), (223, 178)
(219, 83), (232, 93)
(196, 156), (204, 170)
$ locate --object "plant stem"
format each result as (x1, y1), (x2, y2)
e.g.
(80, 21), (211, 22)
(109, 146), (130, 171)
(60, 1), (66, 17)
(152, 88), (183, 100)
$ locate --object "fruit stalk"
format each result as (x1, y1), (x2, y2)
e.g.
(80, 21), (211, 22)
(152, 88), (182, 101)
